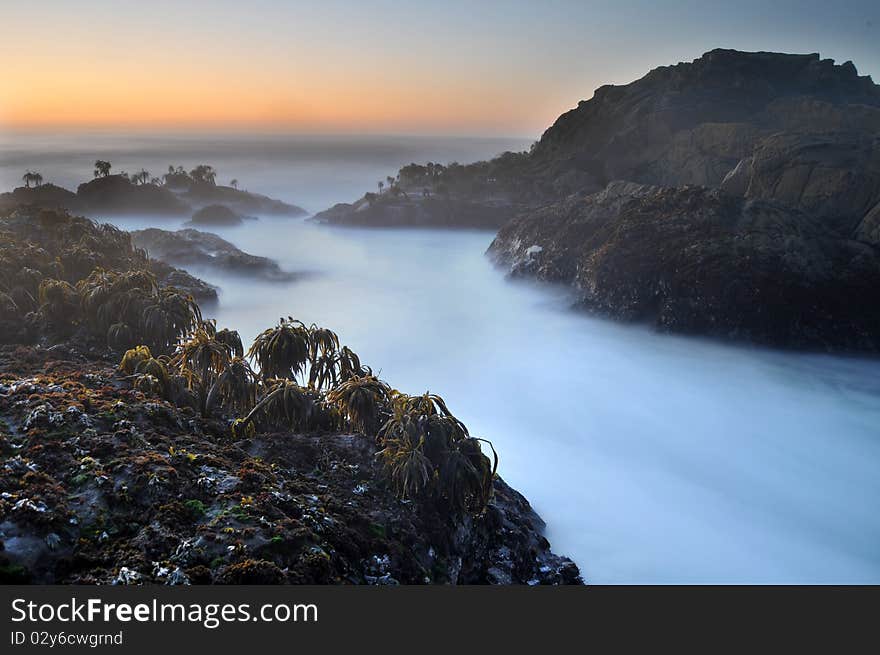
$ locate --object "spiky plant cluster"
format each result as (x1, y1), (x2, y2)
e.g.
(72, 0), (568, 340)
(77, 268), (201, 352)
(247, 317), (311, 381)
(326, 375), (390, 434)
(377, 392), (497, 513)
(247, 318), (370, 391)
(167, 323), (255, 418)
(118, 313), (498, 515)
(1, 208), (200, 352)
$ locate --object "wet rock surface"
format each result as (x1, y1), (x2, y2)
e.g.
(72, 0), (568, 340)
(188, 204), (253, 227)
(489, 182), (880, 351)
(131, 228), (296, 282)
(182, 184), (306, 218)
(0, 345), (580, 585)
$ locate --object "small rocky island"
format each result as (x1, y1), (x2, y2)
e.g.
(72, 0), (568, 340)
(2, 164), (306, 220)
(0, 206), (579, 585)
(321, 49), (880, 351)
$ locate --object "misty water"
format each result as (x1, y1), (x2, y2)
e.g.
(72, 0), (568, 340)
(4, 134), (880, 583)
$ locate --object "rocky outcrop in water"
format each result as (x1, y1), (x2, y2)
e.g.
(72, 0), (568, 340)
(130, 228), (295, 282)
(188, 204), (253, 227)
(75, 176), (190, 216)
(182, 184), (305, 218)
(482, 50), (880, 350)
(313, 195), (515, 229)
(0, 175), (306, 220)
(489, 181), (880, 350)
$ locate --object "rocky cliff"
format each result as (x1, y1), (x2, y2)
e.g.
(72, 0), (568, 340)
(489, 182), (880, 349)
(489, 50), (880, 349)
(530, 49), (880, 195)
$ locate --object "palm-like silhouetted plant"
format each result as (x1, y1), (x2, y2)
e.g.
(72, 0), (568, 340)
(215, 327), (244, 358)
(94, 160), (112, 178)
(377, 391), (497, 512)
(247, 317), (310, 381)
(37, 279), (79, 333)
(21, 171), (36, 188)
(172, 326), (230, 416)
(204, 356), (257, 417)
(76, 268), (200, 353)
(304, 324), (339, 389)
(326, 375), (390, 435)
(234, 378), (315, 435)
(189, 164), (217, 185)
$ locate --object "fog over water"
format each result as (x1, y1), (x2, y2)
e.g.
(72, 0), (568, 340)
(5, 134), (880, 583)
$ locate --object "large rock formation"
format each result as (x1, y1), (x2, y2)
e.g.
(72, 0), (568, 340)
(182, 183), (306, 217)
(530, 49), (880, 195)
(489, 182), (880, 350)
(488, 49), (880, 350)
(720, 131), (880, 241)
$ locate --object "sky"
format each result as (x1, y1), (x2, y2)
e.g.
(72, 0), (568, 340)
(0, 0), (877, 137)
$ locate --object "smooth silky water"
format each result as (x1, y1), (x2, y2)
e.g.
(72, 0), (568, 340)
(5, 134), (880, 583)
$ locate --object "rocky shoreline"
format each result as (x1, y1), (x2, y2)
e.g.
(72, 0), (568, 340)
(0, 206), (580, 585)
(1, 167), (306, 220)
(0, 344), (579, 585)
(488, 181), (880, 350)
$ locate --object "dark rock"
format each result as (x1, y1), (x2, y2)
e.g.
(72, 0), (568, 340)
(148, 260), (218, 303)
(76, 176), (190, 215)
(183, 183), (306, 217)
(531, 49), (880, 190)
(0, 184), (78, 212)
(0, 344), (581, 585)
(313, 196), (514, 229)
(131, 228), (296, 282)
(720, 131), (880, 240)
(1, 177), (305, 221)
(188, 204), (250, 227)
(489, 182), (880, 351)
(480, 50), (880, 350)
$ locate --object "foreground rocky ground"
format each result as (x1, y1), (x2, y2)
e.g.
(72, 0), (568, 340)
(0, 206), (580, 585)
(0, 345), (580, 585)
